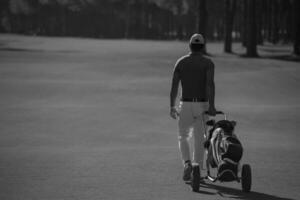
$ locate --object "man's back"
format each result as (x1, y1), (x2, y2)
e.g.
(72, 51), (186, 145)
(169, 34), (216, 186)
(174, 52), (214, 100)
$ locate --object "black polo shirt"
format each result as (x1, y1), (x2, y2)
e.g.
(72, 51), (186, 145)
(173, 52), (214, 100)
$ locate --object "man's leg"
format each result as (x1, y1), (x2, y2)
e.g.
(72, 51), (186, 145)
(193, 120), (205, 165)
(178, 102), (193, 181)
(192, 102), (209, 166)
(178, 102), (193, 163)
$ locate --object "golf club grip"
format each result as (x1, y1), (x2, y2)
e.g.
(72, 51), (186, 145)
(204, 111), (224, 115)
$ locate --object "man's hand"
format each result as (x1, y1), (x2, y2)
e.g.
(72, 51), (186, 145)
(170, 107), (179, 119)
(207, 106), (217, 116)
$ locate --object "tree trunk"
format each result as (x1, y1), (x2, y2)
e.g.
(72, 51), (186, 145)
(286, 1), (293, 43)
(176, 1), (183, 39)
(293, 0), (300, 55)
(141, 0), (148, 39)
(261, 0), (268, 42)
(246, 0), (258, 57)
(271, 0), (279, 44)
(197, 0), (207, 53)
(267, 0), (272, 42)
(256, 0), (263, 45)
(61, 7), (67, 36)
(125, 2), (131, 38)
(224, 0), (237, 53)
(242, 0), (247, 46)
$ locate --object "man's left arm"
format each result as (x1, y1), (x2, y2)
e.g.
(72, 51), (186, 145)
(206, 61), (216, 116)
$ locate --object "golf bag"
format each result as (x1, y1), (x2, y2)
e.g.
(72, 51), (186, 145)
(205, 120), (243, 182)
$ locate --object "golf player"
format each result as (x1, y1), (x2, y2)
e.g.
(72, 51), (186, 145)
(169, 33), (216, 181)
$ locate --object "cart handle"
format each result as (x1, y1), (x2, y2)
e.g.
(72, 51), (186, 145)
(204, 111), (224, 115)
(203, 111), (227, 120)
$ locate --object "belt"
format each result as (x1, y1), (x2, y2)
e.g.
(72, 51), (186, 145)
(181, 97), (207, 102)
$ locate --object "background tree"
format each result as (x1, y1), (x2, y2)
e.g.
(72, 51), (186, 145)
(256, 0), (263, 44)
(197, 0), (207, 53)
(293, 0), (300, 55)
(246, 0), (257, 57)
(224, 0), (236, 53)
(0, 0), (298, 58)
(241, 0), (247, 47)
(0, 0), (10, 32)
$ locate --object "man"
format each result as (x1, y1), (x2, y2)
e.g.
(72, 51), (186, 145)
(169, 33), (216, 181)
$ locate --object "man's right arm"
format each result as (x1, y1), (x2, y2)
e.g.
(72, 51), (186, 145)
(170, 70), (180, 108)
(169, 61), (181, 119)
(206, 62), (216, 115)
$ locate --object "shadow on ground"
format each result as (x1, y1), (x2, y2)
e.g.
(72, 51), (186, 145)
(259, 46), (291, 53)
(0, 47), (79, 53)
(233, 44), (300, 62)
(263, 54), (300, 62)
(0, 47), (41, 52)
(236, 53), (300, 62)
(194, 182), (295, 200)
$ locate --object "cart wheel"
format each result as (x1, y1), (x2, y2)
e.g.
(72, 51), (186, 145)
(241, 164), (252, 192)
(191, 165), (200, 192)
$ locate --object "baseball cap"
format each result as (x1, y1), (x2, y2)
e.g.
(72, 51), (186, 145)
(190, 33), (205, 44)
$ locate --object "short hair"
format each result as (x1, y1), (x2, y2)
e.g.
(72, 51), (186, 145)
(190, 43), (204, 52)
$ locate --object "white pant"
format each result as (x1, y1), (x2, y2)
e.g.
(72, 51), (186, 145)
(178, 101), (208, 166)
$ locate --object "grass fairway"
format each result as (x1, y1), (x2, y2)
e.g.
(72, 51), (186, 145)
(0, 34), (299, 200)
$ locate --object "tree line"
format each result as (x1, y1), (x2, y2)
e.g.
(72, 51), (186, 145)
(0, 0), (299, 56)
